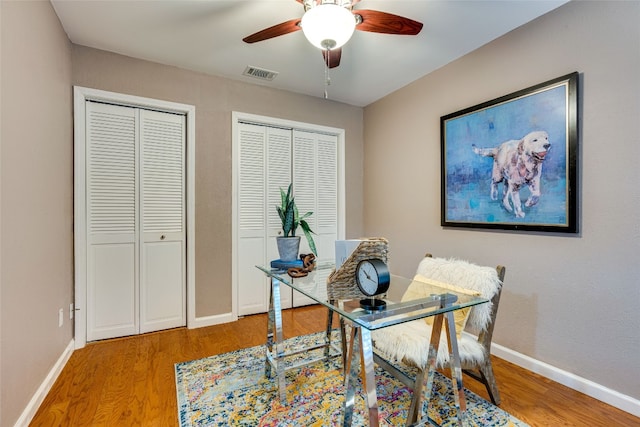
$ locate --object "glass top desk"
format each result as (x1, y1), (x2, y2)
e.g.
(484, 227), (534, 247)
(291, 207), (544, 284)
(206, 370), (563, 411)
(256, 263), (489, 427)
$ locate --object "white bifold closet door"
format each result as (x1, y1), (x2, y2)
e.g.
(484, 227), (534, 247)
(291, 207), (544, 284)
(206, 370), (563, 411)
(237, 124), (293, 315)
(291, 130), (338, 306)
(236, 123), (338, 315)
(86, 101), (185, 341)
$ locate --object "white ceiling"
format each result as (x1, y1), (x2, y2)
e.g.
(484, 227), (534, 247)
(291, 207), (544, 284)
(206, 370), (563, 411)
(51, 0), (568, 107)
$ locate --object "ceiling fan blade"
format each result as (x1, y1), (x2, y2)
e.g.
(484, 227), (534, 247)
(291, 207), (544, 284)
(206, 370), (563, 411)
(243, 18), (302, 44)
(322, 48), (342, 69)
(355, 9), (423, 35)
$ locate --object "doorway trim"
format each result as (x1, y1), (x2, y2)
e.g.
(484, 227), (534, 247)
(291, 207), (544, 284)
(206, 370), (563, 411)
(73, 86), (196, 349)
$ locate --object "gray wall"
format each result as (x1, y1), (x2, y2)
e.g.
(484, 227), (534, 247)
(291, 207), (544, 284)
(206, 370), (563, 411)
(1, 1), (74, 425)
(363, 1), (640, 400)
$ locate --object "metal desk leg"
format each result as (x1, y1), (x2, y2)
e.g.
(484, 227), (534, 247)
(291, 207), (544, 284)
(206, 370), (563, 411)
(410, 313), (444, 426)
(328, 299), (348, 372)
(266, 276), (286, 402)
(343, 326), (358, 427)
(444, 310), (467, 426)
(414, 311), (468, 426)
(343, 325), (379, 427)
(360, 327), (380, 426)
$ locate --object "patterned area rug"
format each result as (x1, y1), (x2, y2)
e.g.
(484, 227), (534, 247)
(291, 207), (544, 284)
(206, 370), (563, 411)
(175, 332), (528, 427)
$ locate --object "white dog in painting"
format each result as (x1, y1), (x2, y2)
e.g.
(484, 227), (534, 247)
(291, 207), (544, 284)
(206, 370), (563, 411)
(472, 131), (551, 218)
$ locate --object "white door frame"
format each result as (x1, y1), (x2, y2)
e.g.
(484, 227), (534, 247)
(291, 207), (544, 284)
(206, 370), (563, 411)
(74, 86), (196, 349)
(231, 111), (346, 317)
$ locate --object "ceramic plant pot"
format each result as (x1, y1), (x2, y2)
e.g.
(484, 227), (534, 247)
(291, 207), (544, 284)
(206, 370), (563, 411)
(276, 236), (301, 261)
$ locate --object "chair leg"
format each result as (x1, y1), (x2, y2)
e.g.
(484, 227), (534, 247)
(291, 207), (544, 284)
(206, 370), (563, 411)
(464, 359), (501, 405)
(325, 306), (334, 357)
(339, 317), (348, 371)
(479, 359), (501, 405)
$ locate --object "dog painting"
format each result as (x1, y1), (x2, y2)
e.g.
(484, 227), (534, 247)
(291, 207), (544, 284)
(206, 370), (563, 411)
(441, 72), (578, 232)
(472, 131), (550, 218)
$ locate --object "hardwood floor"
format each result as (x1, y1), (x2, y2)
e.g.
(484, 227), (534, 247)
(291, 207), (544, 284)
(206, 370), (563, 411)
(31, 305), (638, 426)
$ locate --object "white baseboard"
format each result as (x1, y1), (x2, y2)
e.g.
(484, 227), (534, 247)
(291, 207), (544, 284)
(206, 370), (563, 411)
(189, 311), (237, 329)
(492, 343), (640, 418)
(14, 339), (75, 427)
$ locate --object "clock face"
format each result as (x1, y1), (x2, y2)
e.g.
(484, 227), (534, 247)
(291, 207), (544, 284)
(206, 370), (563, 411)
(355, 259), (390, 296)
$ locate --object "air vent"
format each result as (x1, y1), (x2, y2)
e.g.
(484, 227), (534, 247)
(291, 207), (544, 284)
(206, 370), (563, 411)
(243, 66), (278, 81)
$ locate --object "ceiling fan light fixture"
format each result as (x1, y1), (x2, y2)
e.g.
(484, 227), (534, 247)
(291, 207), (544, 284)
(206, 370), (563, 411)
(301, 4), (356, 50)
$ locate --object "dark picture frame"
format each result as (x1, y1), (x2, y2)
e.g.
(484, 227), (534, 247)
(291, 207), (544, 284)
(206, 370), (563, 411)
(441, 72), (579, 233)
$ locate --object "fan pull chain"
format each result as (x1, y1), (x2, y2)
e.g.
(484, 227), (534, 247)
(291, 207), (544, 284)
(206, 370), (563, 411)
(324, 49), (331, 99)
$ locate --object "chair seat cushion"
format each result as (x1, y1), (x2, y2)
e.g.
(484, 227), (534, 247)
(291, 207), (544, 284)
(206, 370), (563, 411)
(404, 274), (480, 340)
(372, 319), (486, 369)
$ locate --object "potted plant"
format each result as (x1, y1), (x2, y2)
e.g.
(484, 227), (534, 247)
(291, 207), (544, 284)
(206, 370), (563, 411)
(276, 183), (317, 261)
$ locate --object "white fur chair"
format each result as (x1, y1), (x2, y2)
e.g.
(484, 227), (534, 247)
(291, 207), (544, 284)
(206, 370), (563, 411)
(372, 254), (505, 425)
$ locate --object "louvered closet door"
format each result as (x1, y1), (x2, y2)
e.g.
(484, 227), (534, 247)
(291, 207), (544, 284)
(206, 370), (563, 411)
(265, 127), (294, 309)
(237, 123), (294, 315)
(237, 123), (267, 315)
(85, 102), (186, 341)
(139, 109), (186, 333)
(293, 130), (338, 261)
(292, 130), (338, 306)
(86, 102), (139, 341)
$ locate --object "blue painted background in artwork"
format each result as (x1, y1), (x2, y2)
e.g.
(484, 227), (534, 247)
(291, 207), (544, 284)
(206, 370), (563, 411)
(444, 84), (568, 225)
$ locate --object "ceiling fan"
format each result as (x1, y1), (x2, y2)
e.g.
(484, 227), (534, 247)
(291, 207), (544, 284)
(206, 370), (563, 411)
(242, 0), (423, 68)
